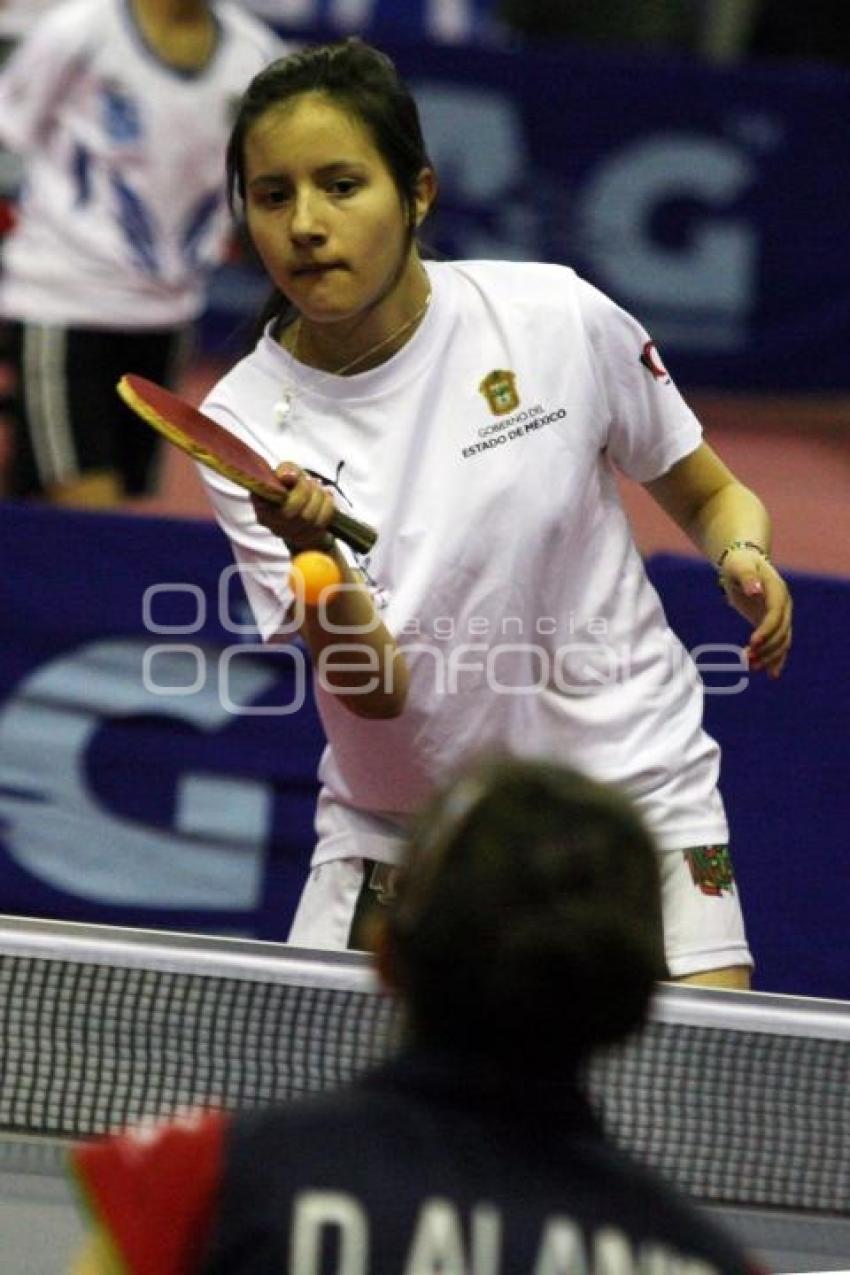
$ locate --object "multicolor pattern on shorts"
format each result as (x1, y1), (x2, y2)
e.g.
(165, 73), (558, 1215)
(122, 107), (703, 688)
(682, 844), (736, 896)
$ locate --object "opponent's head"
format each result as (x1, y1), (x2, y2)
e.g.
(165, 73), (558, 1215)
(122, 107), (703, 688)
(378, 756), (666, 1071)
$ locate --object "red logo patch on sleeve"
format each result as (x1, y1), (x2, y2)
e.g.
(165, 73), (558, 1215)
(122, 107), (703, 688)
(639, 340), (671, 383)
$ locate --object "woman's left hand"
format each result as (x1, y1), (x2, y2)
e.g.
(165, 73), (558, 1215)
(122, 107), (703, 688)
(719, 548), (793, 679)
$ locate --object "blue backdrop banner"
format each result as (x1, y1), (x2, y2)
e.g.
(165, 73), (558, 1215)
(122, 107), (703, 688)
(242, 0), (498, 45)
(0, 503), (847, 997)
(207, 39), (850, 392)
(0, 503), (320, 940)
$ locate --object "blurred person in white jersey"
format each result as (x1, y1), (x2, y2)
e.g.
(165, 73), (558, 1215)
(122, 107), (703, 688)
(0, 0), (65, 42)
(194, 40), (792, 990)
(69, 756), (764, 1275)
(0, 0), (286, 505)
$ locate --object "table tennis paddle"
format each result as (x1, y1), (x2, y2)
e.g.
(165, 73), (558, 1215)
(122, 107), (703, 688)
(117, 373), (377, 554)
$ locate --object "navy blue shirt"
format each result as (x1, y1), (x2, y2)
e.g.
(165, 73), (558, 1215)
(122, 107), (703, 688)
(200, 1049), (760, 1274)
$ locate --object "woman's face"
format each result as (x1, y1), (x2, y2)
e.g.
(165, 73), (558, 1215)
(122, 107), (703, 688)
(243, 92), (430, 325)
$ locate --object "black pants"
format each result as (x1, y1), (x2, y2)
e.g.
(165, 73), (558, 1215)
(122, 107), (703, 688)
(2, 320), (192, 497)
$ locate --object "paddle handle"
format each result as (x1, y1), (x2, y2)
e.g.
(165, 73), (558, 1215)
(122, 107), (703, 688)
(331, 508), (377, 554)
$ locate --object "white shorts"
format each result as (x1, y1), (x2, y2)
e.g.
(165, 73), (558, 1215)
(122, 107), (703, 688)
(288, 806), (753, 978)
(657, 843), (753, 977)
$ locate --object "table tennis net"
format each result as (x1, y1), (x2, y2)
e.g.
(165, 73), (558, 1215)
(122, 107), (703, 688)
(0, 916), (848, 1214)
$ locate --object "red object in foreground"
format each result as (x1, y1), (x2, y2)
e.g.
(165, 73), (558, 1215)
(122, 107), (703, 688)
(72, 1109), (228, 1275)
(0, 199), (16, 238)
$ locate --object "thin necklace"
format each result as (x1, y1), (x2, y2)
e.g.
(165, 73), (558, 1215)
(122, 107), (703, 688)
(274, 289), (431, 424)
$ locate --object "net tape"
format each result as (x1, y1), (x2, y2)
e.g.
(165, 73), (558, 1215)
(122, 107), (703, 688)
(0, 919), (848, 1213)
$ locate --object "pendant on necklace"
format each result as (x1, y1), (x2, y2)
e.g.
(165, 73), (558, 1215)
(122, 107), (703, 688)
(274, 388), (295, 425)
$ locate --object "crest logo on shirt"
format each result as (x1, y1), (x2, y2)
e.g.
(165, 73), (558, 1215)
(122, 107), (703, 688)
(683, 845), (736, 896)
(639, 340), (671, 383)
(479, 369), (520, 416)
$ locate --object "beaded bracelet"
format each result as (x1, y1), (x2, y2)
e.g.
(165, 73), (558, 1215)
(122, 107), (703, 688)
(716, 540), (769, 589)
(716, 539), (770, 569)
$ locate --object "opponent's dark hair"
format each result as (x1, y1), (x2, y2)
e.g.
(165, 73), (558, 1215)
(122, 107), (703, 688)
(387, 757), (666, 1071)
(225, 39), (433, 338)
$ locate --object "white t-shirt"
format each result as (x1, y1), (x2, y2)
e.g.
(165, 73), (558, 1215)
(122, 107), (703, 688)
(0, 0), (284, 327)
(201, 260), (729, 860)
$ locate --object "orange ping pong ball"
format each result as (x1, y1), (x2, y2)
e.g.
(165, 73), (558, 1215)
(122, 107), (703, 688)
(290, 550), (343, 606)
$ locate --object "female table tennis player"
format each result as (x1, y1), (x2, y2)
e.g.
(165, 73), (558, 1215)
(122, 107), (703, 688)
(70, 758), (761, 1275)
(196, 39), (792, 986)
